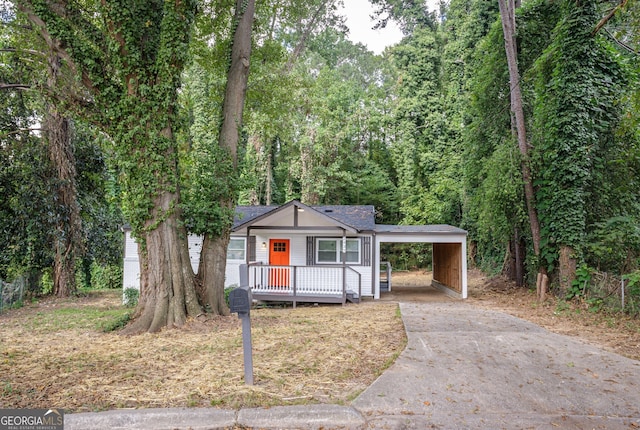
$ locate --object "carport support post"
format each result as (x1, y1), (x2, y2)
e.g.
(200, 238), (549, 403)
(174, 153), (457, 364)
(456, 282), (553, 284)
(342, 230), (347, 304)
(240, 314), (254, 385)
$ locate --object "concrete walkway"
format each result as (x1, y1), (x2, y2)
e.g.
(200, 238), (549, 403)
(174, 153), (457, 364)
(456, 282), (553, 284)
(67, 301), (640, 429)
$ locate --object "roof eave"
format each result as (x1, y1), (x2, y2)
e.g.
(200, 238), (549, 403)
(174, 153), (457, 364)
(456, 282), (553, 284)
(232, 200), (359, 233)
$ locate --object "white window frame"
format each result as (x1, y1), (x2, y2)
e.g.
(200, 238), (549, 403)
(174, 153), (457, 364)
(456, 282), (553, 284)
(315, 238), (361, 264)
(227, 237), (246, 261)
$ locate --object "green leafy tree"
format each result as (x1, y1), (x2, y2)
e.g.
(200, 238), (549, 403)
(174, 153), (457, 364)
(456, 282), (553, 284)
(0, 95), (52, 283)
(2, 3), (84, 296)
(370, 0), (438, 34)
(18, 0), (202, 332)
(389, 25), (463, 225)
(531, 0), (627, 292)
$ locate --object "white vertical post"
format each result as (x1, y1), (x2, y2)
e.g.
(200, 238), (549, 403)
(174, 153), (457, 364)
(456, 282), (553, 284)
(342, 231), (347, 303)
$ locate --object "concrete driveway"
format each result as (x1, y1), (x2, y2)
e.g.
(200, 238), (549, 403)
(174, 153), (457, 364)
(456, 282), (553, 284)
(353, 301), (640, 429)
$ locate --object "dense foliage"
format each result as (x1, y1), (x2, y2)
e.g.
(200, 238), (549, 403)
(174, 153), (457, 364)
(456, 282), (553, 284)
(2, 0), (639, 317)
(1, 4), (122, 291)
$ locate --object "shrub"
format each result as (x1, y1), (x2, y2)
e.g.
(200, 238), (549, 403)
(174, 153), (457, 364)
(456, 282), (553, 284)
(224, 285), (237, 306)
(91, 263), (123, 289)
(623, 270), (640, 317)
(123, 287), (139, 307)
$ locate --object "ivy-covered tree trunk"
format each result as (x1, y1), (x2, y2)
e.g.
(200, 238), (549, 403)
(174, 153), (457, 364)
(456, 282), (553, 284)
(265, 143), (273, 205)
(45, 50), (82, 297)
(300, 131), (320, 205)
(21, 0), (202, 332)
(198, 0), (255, 315)
(46, 112), (78, 297)
(533, 0), (624, 295)
(127, 190), (201, 332)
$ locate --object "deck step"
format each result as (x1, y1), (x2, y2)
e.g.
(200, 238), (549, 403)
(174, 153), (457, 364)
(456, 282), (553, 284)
(346, 290), (360, 304)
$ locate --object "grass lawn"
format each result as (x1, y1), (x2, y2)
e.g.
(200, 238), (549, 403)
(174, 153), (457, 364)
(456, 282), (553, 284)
(0, 290), (405, 412)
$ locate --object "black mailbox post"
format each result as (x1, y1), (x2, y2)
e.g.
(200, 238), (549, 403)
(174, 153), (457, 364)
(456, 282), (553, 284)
(228, 286), (253, 385)
(229, 285), (252, 315)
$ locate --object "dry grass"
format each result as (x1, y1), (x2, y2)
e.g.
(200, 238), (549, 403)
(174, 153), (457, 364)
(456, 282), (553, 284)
(0, 291), (405, 412)
(464, 269), (640, 361)
(7, 269), (635, 414)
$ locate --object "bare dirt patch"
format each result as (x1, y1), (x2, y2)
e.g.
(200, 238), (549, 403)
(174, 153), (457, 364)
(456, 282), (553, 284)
(391, 269), (640, 361)
(0, 292), (405, 412)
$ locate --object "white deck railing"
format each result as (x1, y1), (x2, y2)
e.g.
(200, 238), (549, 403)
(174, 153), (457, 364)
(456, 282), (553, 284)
(247, 264), (361, 303)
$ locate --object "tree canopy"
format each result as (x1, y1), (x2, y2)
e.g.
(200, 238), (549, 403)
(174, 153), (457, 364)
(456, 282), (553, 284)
(2, 0), (640, 323)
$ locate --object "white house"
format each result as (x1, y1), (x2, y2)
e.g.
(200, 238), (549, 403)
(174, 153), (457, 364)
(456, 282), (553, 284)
(122, 200), (468, 305)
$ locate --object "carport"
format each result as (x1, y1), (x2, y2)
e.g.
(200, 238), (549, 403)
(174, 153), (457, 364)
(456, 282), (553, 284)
(373, 225), (467, 299)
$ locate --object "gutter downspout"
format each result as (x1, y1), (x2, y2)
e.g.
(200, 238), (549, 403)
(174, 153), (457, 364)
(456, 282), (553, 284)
(372, 231), (376, 300)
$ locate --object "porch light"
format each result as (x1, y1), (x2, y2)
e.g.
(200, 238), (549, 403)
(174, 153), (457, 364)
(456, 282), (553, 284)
(261, 242), (267, 249)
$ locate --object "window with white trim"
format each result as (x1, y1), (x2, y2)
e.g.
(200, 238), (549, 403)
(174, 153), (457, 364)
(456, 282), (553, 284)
(316, 238), (360, 264)
(227, 237), (246, 260)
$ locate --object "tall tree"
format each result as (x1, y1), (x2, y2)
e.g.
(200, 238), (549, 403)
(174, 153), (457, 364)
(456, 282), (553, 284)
(43, 51), (82, 297)
(498, 0), (543, 289)
(532, 0), (627, 292)
(19, 0), (202, 332)
(197, 0), (256, 316)
(2, 3), (83, 296)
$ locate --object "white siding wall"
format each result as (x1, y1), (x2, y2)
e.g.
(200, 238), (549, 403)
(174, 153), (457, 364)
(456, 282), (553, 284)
(254, 234), (269, 263)
(123, 231), (375, 297)
(122, 231), (140, 304)
(290, 234), (307, 266)
(358, 264), (373, 296)
(245, 232), (373, 296)
(188, 235), (202, 272)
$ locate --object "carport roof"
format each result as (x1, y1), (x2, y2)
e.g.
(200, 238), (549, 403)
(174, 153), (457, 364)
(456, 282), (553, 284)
(374, 224), (467, 235)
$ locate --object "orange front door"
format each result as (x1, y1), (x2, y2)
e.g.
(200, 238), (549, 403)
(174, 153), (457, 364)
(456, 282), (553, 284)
(269, 239), (290, 287)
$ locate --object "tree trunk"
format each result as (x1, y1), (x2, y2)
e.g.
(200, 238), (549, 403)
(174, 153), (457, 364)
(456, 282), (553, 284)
(468, 241), (477, 268)
(498, 0), (544, 280)
(47, 112), (78, 297)
(200, 226), (231, 316)
(265, 141), (273, 206)
(558, 245), (576, 296)
(284, 0), (329, 72)
(45, 51), (82, 297)
(514, 229), (524, 287)
(300, 130), (320, 205)
(123, 193), (201, 333)
(198, 0), (255, 315)
(124, 119), (202, 333)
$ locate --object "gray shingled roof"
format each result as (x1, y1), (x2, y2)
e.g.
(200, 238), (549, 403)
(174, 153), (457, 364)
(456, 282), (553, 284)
(233, 202), (466, 235)
(233, 205), (277, 228)
(233, 203), (376, 232)
(313, 205), (376, 231)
